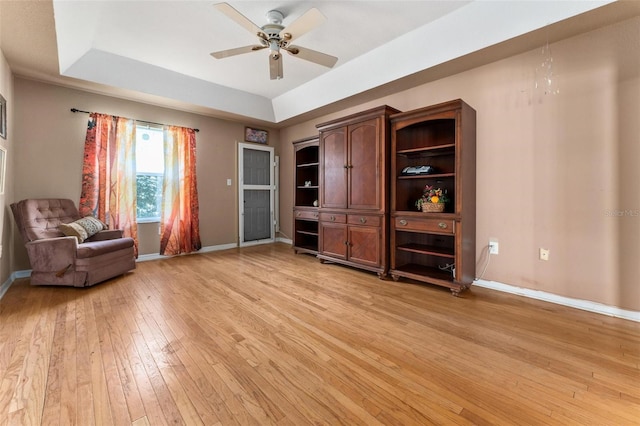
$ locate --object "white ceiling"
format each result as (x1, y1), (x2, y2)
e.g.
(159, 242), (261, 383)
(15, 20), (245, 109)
(1, 0), (633, 125)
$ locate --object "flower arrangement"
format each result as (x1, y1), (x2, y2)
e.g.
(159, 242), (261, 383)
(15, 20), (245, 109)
(415, 185), (449, 210)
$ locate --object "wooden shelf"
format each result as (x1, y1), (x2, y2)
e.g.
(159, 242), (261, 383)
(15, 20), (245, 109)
(297, 162), (319, 168)
(296, 230), (319, 237)
(396, 144), (455, 156)
(296, 186), (319, 189)
(392, 263), (454, 282)
(396, 243), (454, 258)
(397, 173), (455, 180)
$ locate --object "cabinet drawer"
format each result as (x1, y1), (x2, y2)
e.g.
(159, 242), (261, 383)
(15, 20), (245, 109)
(295, 210), (319, 220)
(347, 214), (381, 227)
(319, 213), (347, 224)
(395, 217), (455, 234)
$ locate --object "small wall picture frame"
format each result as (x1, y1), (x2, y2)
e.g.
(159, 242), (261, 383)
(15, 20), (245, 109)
(0, 94), (6, 140)
(244, 127), (268, 144)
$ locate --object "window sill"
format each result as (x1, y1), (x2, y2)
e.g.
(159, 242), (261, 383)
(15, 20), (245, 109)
(137, 217), (160, 224)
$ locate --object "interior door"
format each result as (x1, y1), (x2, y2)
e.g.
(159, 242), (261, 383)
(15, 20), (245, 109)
(239, 143), (275, 246)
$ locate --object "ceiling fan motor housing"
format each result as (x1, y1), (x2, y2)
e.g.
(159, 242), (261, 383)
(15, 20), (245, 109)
(265, 10), (284, 25)
(262, 11), (287, 58)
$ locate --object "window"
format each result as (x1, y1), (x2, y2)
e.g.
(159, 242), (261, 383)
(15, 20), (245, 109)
(136, 126), (164, 222)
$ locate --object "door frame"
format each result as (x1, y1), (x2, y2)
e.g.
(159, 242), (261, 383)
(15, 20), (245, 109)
(238, 142), (276, 247)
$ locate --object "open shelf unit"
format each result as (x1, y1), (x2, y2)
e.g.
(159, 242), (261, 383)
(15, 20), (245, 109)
(389, 99), (476, 295)
(292, 136), (320, 255)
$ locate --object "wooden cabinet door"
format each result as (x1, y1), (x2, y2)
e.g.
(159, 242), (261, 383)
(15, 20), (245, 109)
(319, 222), (347, 259)
(348, 118), (380, 210)
(320, 129), (347, 209)
(348, 225), (380, 267)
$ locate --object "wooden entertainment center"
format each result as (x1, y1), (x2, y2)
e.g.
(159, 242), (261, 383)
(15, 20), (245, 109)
(292, 99), (476, 295)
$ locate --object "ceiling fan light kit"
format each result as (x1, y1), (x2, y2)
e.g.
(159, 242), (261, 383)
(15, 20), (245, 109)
(211, 2), (338, 80)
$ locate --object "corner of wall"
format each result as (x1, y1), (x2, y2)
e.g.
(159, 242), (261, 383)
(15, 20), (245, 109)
(0, 47), (15, 291)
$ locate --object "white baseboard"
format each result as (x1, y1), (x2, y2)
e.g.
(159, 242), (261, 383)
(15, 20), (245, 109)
(3, 253), (638, 323)
(276, 237), (292, 244)
(136, 242), (238, 262)
(474, 279), (640, 323)
(0, 270), (32, 300)
(0, 276), (11, 300)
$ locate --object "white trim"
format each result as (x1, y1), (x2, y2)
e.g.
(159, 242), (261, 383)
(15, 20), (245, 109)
(136, 242), (238, 262)
(239, 238), (274, 248)
(13, 270), (32, 279)
(0, 275), (12, 300)
(199, 243), (238, 253)
(0, 270), (33, 300)
(474, 279), (640, 323)
(276, 236), (292, 245)
(3, 257), (637, 324)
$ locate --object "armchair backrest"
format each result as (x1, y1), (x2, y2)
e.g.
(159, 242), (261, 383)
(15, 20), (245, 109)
(11, 199), (82, 243)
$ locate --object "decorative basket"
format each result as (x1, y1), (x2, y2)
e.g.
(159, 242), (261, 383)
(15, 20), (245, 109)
(421, 203), (445, 213)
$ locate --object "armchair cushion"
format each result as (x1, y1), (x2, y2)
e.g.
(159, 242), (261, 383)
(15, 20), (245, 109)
(87, 229), (124, 241)
(77, 238), (134, 258)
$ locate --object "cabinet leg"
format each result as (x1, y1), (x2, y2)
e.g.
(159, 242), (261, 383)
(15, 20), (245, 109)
(377, 272), (387, 280)
(391, 274), (400, 282)
(450, 288), (461, 297)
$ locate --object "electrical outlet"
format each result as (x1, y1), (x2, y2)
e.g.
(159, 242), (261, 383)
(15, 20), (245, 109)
(539, 248), (550, 261)
(489, 239), (499, 255)
(227, 178), (232, 186)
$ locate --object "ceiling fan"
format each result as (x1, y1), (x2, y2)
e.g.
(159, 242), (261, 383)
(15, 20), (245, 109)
(210, 3), (338, 80)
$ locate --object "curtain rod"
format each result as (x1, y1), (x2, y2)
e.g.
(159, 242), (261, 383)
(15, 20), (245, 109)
(70, 108), (199, 132)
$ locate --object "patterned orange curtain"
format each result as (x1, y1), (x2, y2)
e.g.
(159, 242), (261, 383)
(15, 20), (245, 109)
(159, 126), (201, 256)
(79, 113), (139, 256)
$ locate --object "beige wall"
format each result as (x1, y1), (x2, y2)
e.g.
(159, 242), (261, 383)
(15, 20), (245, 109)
(8, 17), (639, 311)
(12, 78), (280, 267)
(0, 49), (14, 287)
(280, 17), (640, 311)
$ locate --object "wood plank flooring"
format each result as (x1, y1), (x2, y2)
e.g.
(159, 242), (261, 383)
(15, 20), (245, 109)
(1, 243), (638, 425)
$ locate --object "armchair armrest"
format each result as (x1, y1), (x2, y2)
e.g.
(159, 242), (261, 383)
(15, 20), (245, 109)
(87, 229), (124, 241)
(25, 237), (77, 271)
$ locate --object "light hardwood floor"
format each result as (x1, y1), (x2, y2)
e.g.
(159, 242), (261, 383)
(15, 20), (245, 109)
(1, 243), (638, 425)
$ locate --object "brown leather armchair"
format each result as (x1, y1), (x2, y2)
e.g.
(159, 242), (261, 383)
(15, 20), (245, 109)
(11, 198), (136, 287)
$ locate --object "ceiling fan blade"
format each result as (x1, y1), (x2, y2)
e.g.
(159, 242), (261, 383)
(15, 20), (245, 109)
(286, 46), (338, 68)
(214, 3), (263, 36)
(269, 55), (283, 80)
(280, 8), (326, 41)
(211, 45), (266, 59)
